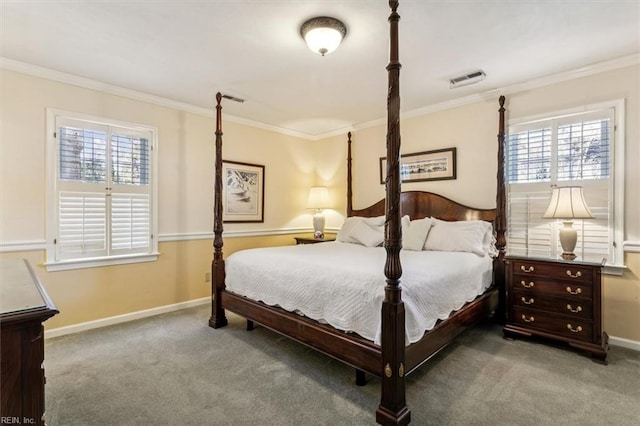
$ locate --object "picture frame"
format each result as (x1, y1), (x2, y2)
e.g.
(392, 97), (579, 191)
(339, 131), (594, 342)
(222, 160), (265, 223)
(379, 147), (456, 184)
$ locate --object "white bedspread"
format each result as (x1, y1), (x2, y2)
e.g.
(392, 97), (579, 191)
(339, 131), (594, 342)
(225, 242), (493, 345)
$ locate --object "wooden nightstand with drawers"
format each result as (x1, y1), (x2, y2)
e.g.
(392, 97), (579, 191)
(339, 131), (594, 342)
(294, 237), (335, 245)
(503, 255), (608, 364)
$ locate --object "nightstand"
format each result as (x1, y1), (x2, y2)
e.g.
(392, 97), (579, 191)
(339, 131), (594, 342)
(294, 237), (335, 245)
(503, 255), (608, 364)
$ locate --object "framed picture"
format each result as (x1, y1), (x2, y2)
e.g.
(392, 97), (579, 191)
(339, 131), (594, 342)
(222, 160), (265, 223)
(379, 147), (456, 184)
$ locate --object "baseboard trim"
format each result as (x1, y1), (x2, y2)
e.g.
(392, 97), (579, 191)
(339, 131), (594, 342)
(44, 297), (210, 339)
(609, 335), (640, 352)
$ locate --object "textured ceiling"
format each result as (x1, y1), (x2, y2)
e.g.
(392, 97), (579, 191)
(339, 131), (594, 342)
(2, 1), (639, 138)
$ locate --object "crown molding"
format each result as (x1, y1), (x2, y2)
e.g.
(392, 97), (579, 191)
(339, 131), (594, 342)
(3, 54), (638, 141)
(0, 57), (317, 140)
(396, 54), (640, 126)
(319, 53), (640, 139)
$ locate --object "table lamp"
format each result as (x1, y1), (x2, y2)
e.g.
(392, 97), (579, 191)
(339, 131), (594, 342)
(543, 186), (593, 260)
(307, 186), (330, 239)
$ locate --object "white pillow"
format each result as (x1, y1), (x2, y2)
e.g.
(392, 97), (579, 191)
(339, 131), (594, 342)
(351, 220), (385, 247)
(364, 215), (385, 228)
(337, 216), (385, 244)
(424, 219), (493, 256)
(336, 217), (364, 244)
(403, 217), (434, 251)
(401, 215), (410, 238)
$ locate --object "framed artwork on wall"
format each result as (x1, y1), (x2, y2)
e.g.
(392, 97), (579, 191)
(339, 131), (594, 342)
(222, 160), (265, 223)
(379, 147), (456, 184)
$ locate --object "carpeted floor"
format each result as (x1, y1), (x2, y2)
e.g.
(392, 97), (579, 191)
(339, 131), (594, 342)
(45, 304), (640, 425)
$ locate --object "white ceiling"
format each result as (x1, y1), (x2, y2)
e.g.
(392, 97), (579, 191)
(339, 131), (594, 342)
(2, 1), (639, 138)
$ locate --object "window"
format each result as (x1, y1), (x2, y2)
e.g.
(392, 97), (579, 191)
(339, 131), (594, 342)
(46, 110), (158, 270)
(506, 101), (624, 269)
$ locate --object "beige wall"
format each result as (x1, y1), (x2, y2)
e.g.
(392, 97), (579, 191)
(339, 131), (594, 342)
(318, 65), (640, 342)
(0, 235), (302, 329)
(1, 64), (638, 343)
(0, 69), (316, 329)
(507, 65), (640, 343)
(0, 70), (317, 240)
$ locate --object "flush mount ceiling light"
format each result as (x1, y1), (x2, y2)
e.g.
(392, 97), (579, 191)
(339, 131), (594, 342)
(449, 70), (486, 89)
(300, 16), (347, 56)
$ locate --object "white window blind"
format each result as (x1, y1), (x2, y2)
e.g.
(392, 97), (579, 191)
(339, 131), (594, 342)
(507, 106), (621, 266)
(47, 112), (157, 269)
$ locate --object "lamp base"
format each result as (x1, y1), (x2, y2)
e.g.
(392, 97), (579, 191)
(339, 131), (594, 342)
(559, 220), (578, 261)
(313, 211), (325, 239)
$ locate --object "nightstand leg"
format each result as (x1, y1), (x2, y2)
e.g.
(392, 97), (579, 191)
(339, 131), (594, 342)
(246, 320), (255, 331)
(590, 353), (608, 365)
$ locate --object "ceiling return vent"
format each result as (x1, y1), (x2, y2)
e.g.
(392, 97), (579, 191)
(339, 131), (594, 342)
(449, 70), (486, 89)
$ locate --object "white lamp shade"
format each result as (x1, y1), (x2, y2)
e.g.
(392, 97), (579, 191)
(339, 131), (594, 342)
(543, 186), (594, 219)
(307, 186), (330, 209)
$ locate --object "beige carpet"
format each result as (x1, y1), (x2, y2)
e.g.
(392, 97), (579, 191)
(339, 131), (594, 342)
(45, 304), (640, 425)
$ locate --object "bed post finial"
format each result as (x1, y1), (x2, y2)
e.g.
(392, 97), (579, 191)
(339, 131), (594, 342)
(377, 1), (410, 425)
(210, 92), (228, 329)
(347, 132), (353, 217)
(494, 95), (507, 323)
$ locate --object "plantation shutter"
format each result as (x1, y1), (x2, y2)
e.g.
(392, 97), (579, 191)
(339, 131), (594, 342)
(54, 117), (153, 261)
(111, 194), (151, 253)
(109, 127), (152, 254)
(57, 192), (107, 259)
(506, 108), (615, 264)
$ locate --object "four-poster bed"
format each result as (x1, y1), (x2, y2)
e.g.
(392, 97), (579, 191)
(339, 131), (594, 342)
(209, 2), (507, 424)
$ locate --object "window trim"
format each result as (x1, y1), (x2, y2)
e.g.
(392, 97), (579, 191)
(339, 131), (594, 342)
(506, 99), (625, 271)
(45, 108), (159, 271)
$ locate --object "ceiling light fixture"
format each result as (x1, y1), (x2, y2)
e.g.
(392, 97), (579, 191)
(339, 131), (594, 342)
(300, 16), (347, 56)
(449, 70), (486, 89)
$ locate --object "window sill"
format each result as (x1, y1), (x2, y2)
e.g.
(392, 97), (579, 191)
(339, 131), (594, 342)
(45, 253), (160, 272)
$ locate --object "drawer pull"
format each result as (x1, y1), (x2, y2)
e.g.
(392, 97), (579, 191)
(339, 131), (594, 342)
(521, 297), (535, 305)
(567, 324), (583, 333)
(566, 286), (582, 295)
(566, 270), (582, 278)
(521, 315), (535, 323)
(520, 280), (535, 288)
(520, 265), (535, 273)
(566, 304), (582, 313)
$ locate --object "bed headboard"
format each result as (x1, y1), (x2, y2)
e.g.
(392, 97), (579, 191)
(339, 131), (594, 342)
(350, 191), (496, 222)
(345, 96), (506, 253)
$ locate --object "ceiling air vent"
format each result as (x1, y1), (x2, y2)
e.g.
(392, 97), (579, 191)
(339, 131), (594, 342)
(221, 94), (245, 103)
(449, 70), (486, 89)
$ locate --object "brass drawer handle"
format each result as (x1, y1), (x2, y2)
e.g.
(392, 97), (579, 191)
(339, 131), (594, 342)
(566, 270), (582, 278)
(520, 265), (535, 273)
(520, 280), (535, 288)
(567, 324), (583, 333)
(566, 304), (582, 313)
(521, 297), (534, 305)
(521, 315), (535, 323)
(566, 286), (582, 295)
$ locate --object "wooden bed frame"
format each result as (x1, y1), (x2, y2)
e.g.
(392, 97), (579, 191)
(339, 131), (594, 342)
(209, 2), (507, 424)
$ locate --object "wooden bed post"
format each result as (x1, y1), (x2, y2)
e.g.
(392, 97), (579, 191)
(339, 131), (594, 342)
(376, 2), (410, 425)
(494, 95), (507, 323)
(347, 131), (353, 217)
(209, 92), (228, 329)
